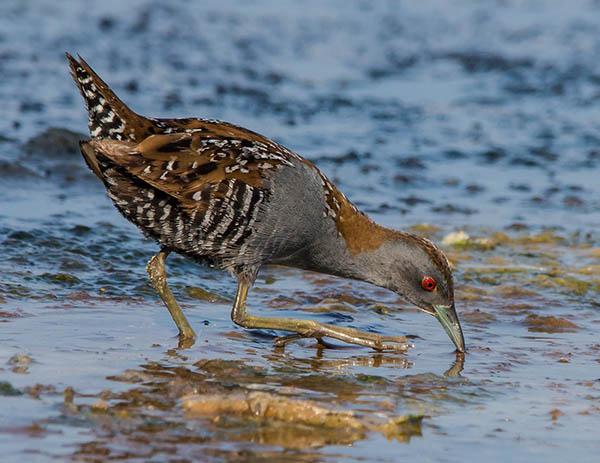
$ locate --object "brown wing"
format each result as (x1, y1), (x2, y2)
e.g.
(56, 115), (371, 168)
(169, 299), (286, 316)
(87, 128), (296, 207)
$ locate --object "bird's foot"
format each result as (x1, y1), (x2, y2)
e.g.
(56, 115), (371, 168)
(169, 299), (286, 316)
(177, 333), (197, 349)
(273, 330), (413, 353)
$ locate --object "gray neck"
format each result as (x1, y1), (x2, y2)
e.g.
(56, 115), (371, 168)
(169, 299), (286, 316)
(255, 160), (397, 289)
(272, 227), (393, 290)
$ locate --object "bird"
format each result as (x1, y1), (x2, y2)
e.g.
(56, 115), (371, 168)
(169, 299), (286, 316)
(66, 53), (465, 353)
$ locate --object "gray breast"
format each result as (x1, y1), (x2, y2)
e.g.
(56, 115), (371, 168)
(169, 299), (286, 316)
(250, 161), (346, 270)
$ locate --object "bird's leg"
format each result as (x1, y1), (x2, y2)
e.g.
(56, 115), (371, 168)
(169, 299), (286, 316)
(146, 249), (196, 343)
(231, 280), (410, 352)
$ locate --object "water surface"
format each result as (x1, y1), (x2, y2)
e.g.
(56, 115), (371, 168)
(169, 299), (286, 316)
(1, 1), (600, 461)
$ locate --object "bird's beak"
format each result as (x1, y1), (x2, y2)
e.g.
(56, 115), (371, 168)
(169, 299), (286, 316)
(432, 303), (465, 353)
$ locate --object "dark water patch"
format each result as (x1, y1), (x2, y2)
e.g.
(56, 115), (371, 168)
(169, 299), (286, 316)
(439, 51), (534, 74)
(314, 150), (363, 164)
(0, 160), (38, 180)
(22, 128), (83, 159)
(431, 204), (477, 215)
(399, 195), (433, 207)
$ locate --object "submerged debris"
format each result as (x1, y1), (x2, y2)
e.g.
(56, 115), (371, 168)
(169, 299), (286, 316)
(7, 354), (33, 374)
(182, 391), (423, 442)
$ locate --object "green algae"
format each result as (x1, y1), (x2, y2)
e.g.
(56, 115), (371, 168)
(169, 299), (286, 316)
(0, 381), (22, 396)
(263, 276), (277, 285)
(185, 286), (228, 303)
(41, 272), (80, 285)
(371, 303), (391, 315)
(461, 310), (497, 325)
(356, 373), (390, 385)
(530, 274), (596, 296)
(524, 314), (579, 333)
(461, 266), (533, 285)
(0, 284), (34, 299)
(442, 231), (569, 257)
(442, 231), (496, 251)
(407, 223), (441, 236)
(495, 284), (539, 298)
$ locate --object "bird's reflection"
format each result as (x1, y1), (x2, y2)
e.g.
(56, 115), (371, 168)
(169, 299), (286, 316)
(268, 338), (466, 377)
(268, 341), (413, 371)
(444, 352), (465, 377)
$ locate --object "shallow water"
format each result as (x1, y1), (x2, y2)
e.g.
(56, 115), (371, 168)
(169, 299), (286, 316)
(1, 1), (600, 461)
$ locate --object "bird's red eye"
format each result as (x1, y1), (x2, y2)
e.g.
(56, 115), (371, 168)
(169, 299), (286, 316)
(421, 276), (437, 292)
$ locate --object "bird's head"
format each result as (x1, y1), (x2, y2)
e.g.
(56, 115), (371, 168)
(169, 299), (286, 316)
(360, 232), (465, 352)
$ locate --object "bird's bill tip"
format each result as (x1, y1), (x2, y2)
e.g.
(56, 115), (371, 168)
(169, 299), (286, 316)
(433, 303), (466, 353)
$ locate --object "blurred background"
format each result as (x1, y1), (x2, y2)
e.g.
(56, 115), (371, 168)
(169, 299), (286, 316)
(1, 1), (599, 462)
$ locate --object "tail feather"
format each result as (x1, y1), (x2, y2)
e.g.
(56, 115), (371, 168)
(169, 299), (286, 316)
(66, 53), (151, 141)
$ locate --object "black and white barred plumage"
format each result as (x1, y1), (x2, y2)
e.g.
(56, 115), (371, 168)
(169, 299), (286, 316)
(68, 53), (305, 276)
(68, 57), (133, 140)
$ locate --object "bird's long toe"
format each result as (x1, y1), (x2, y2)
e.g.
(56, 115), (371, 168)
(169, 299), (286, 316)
(376, 339), (413, 352)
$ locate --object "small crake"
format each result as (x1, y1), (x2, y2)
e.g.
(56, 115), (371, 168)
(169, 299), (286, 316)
(67, 53), (465, 353)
